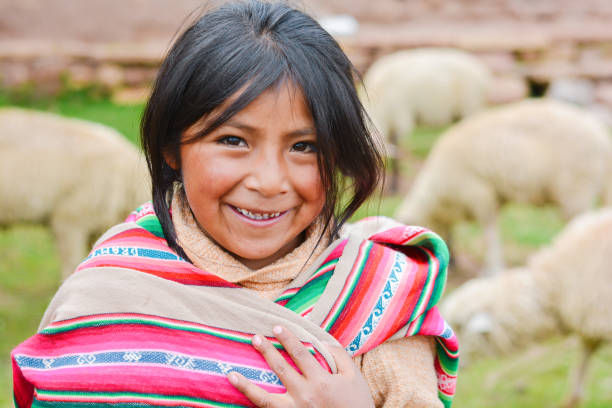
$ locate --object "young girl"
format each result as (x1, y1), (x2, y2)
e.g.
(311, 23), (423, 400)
(12, 1), (458, 407)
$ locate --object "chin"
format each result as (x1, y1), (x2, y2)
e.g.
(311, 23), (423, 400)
(238, 248), (279, 261)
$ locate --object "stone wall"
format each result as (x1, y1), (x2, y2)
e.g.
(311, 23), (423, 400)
(0, 40), (164, 99)
(1, 0), (611, 109)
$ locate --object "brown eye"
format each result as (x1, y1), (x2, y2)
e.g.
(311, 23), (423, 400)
(218, 136), (247, 147)
(291, 141), (317, 153)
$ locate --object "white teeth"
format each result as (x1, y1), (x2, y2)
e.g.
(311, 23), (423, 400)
(235, 207), (281, 220)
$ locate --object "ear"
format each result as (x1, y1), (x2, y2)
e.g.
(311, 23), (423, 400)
(163, 149), (179, 171)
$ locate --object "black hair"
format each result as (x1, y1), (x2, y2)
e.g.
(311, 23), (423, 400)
(141, 0), (384, 258)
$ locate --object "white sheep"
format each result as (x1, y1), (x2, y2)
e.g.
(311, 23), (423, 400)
(440, 268), (559, 364)
(361, 48), (491, 191)
(441, 208), (612, 408)
(0, 107), (150, 279)
(394, 99), (612, 275)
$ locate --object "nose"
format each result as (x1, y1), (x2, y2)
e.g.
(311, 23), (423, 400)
(244, 149), (290, 197)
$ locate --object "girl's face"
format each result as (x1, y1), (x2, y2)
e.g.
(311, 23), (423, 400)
(171, 83), (325, 269)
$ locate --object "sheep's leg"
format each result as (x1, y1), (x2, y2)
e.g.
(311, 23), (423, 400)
(51, 221), (89, 280)
(483, 214), (503, 276)
(561, 338), (601, 408)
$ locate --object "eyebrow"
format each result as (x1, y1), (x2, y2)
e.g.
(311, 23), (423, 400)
(223, 120), (316, 137)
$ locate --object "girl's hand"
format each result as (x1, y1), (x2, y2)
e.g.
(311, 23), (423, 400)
(227, 325), (374, 408)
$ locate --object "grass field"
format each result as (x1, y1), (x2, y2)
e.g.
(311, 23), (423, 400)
(1, 90), (610, 407)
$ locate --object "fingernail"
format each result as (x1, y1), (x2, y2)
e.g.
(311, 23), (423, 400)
(228, 372), (239, 384)
(252, 334), (262, 347)
(273, 325), (282, 335)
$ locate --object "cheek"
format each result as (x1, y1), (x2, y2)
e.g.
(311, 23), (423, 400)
(296, 166), (326, 211)
(180, 147), (235, 205)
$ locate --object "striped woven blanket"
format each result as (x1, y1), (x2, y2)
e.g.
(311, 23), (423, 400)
(12, 203), (459, 407)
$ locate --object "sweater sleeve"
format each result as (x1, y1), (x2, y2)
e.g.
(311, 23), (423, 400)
(353, 336), (443, 408)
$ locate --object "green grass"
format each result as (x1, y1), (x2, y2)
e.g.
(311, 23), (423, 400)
(349, 194), (405, 221)
(0, 91), (606, 407)
(454, 337), (612, 407)
(410, 125), (450, 158)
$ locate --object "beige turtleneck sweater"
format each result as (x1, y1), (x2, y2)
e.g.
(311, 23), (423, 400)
(172, 193), (443, 408)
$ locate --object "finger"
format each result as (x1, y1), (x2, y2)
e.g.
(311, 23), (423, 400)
(227, 371), (283, 408)
(271, 325), (325, 378)
(325, 342), (359, 375)
(252, 333), (302, 389)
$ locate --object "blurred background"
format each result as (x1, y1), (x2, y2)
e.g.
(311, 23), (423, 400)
(1, 0), (612, 407)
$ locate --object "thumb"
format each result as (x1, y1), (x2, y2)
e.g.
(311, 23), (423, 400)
(325, 342), (358, 374)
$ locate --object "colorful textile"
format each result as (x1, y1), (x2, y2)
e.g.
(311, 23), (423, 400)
(12, 202), (459, 408)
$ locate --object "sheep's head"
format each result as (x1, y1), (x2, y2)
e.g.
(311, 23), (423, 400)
(442, 288), (505, 366)
(441, 268), (557, 366)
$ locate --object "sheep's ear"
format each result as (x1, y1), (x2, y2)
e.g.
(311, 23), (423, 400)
(163, 150), (179, 171)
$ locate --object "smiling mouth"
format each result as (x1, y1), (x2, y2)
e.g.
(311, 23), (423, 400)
(230, 205), (285, 221)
